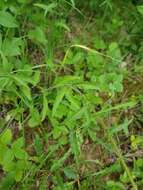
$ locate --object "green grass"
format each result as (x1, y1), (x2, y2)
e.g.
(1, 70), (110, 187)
(0, 0), (143, 189)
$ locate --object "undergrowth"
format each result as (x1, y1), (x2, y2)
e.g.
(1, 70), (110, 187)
(0, 0), (143, 189)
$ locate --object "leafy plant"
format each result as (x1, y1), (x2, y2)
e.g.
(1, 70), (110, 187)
(0, 0), (143, 189)
(0, 129), (31, 187)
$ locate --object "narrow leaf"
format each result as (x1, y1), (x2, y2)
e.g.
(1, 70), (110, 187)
(52, 87), (67, 116)
(41, 94), (48, 121)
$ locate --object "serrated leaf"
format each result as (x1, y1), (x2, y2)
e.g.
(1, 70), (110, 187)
(0, 11), (18, 28)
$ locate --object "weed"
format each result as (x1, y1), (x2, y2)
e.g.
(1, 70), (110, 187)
(0, 0), (143, 190)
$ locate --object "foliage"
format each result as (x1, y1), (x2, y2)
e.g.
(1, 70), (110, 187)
(0, 0), (143, 189)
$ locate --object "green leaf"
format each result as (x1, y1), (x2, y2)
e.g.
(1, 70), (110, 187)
(106, 180), (124, 190)
(111, 120), (130, 136)
(77, 83), (99, 90)
(55, 20), (70, 32)
(137, 5), (143, 14)
(52, 87), (67, 116)
(34, 3), (57, 16)
(51, 149), (71, 172)
(1, 129), (12, 145)
(54, 75), (81, 86)
(28, 107), (41, 127)
(12, 138), (28, 160)
(69, 132), (81, 165)
(54, 104), (68, 119)
(108, 42), (122, 63)
(14, 160), (27, 181)
(52, 126), (68, 139)
(28, 27), (47, 45)
(65, 90), (80, 110)
(0, 144), (6, 164)
(88, 129), (96, 142)
(32, 71), (40, 86)
(41, 94), (49, 121)
(21, 86), (31, 100)
(94, 38), (106, 49)
(0, 173), (15, 190)
(64, 167), (77, 180)
(15, 169), (23, 182)
(0, 51), (12, 72)
(70, 0), (75, 7)
(2, 149), (14, 171)
(0, 33), (2, 49)
(2, 38), (22, 56)
(13, 75), (28, 87)
(17, 0), (30, 3)
(0, 11), (18, 28)
(14, 149), (28, 160)
(12, 137), (24, 150)
(0, 118), (5, 128)
(13, 76), (32, 100)
(34, 135), (43, 156)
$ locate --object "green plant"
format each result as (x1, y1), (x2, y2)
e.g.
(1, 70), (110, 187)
(0, 129), (32, 189)
(0, 0), (143, 189)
